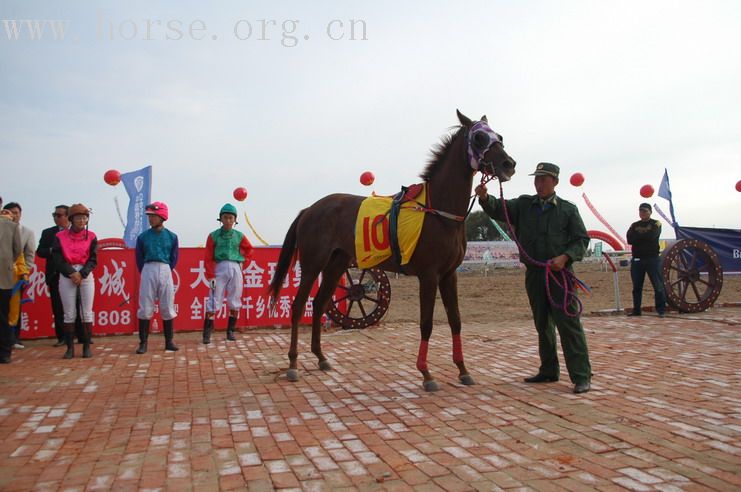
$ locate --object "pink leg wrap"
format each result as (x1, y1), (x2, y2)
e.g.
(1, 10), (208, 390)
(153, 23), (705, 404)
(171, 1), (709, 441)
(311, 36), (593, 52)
(416, 340), (429, 372)
(452, 334), (463, 363)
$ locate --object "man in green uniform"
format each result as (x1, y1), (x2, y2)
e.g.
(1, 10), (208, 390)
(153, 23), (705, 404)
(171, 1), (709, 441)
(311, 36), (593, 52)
(476, 162), (592, 394)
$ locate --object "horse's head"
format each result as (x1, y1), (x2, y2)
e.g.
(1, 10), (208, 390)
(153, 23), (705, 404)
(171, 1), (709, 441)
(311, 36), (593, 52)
(457, 110), (516, 182)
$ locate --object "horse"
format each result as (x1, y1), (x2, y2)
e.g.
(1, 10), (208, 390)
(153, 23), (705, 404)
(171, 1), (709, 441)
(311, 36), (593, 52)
(269, 110), (516, 391)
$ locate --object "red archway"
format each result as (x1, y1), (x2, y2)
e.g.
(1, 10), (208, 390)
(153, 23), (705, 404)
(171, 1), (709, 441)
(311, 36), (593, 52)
(587, 230), (623, 251)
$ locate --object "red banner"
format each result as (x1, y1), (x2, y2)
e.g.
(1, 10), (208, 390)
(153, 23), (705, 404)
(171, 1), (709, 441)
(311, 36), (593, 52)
(21, 247), (332, 339)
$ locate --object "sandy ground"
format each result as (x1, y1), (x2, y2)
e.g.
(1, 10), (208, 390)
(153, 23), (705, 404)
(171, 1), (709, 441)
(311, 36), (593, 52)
(380, 261), (741, 326)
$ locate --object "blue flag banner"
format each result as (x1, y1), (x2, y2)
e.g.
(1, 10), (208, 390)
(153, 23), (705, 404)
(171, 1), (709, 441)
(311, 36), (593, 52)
(657, 168), (676, 226)
(676, 226), (741, 274)
(120, 166), (152, 247)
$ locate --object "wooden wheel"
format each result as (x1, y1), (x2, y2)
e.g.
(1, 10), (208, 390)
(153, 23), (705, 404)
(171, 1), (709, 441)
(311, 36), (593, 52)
(325, 266), (391, 329)
(661, 239), (723, 313)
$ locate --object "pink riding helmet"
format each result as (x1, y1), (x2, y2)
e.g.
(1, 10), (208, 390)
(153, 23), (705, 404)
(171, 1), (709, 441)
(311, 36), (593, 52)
(145, 201), (169, 221)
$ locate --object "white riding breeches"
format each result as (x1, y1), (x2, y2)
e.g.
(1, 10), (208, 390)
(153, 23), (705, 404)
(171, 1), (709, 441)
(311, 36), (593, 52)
(137, 262), (177, 320)
(207, 261), (243, 313)
(59, 265), (95, 323)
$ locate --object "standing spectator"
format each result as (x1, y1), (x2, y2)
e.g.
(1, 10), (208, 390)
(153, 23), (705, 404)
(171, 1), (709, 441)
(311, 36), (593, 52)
(2, 202), (35, 349)
(626, 203), (666, 317)
(476, 163), (592, 394)
(37, 205), (77, 346)
(52, 204), (97, 359)
(0, 197), (23, 363)
(202, 203), (253, 344)
(135, 202), (179, 354)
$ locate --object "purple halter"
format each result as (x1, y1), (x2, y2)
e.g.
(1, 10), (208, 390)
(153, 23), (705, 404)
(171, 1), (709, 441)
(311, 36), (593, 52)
(466, 120), (502, 174)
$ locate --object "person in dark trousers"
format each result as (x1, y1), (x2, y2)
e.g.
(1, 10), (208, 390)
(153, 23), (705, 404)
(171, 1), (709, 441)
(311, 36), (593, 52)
(476, 162), (592, 394)
(626, 203), (666, 317)
(0, 196), (22, 364)
(3, 202), (36, 349)
(37, 205), (83, 346)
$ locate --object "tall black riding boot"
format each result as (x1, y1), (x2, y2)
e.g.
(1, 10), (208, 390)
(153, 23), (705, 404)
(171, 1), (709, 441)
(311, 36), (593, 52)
(63, 323), (75, 359)
(202, 317), (213, 345)
(82, 322), (93, 358)
(136, 319), (150, 354)
(226, 315), (237, 341)
(163, 319), (178, 351)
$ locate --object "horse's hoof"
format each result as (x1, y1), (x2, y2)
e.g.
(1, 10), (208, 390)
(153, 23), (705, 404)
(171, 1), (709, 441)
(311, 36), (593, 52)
(318, 360), (332, 371)
(423, 380), (439, 392)
(286, 369), (299, 382)
(459, 374), (476, 386)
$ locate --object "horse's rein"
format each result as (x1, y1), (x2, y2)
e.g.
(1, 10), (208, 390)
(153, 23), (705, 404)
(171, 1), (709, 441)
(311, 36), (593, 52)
(496, 180), (587, 317)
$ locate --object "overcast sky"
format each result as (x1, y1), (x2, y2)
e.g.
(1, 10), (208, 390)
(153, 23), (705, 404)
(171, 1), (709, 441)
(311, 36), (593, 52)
(2, 0), (739, 249)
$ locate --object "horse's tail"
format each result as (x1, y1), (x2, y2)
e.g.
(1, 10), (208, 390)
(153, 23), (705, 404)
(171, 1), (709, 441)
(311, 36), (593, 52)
(269, 210), (304, 302)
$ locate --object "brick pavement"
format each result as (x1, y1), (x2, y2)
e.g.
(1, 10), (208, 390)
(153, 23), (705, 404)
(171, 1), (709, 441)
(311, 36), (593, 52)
(0, 309), (739, 491)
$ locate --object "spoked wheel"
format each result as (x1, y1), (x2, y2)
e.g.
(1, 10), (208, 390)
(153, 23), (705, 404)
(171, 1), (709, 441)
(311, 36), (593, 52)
(325, 266), (391, 329)
(661, 239), (723, 313)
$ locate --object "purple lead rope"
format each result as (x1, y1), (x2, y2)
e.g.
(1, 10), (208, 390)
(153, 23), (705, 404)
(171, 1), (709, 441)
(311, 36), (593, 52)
(497, 181), (584, 317)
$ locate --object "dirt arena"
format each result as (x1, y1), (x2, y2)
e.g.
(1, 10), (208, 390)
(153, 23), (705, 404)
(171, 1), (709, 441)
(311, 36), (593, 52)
(382, 261), (741, 325)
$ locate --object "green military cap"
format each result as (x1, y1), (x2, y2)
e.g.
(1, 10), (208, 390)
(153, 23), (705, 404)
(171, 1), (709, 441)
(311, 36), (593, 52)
(529, 162), (560, 178)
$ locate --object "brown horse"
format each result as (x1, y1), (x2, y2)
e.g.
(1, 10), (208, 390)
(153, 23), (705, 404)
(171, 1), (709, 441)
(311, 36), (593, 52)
(269, 110), (516, 391)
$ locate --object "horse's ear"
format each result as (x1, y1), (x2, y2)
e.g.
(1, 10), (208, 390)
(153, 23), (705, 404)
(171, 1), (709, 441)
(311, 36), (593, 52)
(480, 115), (488, 122)
(456, 109), (472, 127)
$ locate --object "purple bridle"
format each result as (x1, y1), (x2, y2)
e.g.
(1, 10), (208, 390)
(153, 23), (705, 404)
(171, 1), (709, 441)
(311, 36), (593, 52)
(466, 120), (503, 175)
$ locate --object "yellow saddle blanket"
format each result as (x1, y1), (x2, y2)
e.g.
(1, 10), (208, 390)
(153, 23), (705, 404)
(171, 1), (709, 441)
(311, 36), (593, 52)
(355, 184), (427, 269)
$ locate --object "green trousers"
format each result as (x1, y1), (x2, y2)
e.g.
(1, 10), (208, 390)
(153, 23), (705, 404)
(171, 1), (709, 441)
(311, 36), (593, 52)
(525, 267), (592, 384)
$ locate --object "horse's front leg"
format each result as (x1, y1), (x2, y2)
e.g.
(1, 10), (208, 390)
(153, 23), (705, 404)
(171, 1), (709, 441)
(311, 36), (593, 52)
(439, 270), (475, 385)
(417, 275), (439, 392)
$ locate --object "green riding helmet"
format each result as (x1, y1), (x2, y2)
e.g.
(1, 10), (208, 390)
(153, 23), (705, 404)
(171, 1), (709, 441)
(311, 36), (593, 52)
(219, 203), (238, 222)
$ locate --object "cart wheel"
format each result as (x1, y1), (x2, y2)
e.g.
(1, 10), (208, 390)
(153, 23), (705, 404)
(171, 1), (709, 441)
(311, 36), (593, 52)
(325, 266), (391, 329)
(661, 239), (723, 313)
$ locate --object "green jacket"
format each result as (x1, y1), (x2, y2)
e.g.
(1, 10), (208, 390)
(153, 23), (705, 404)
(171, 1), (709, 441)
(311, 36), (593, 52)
(479, 193), (589, 267)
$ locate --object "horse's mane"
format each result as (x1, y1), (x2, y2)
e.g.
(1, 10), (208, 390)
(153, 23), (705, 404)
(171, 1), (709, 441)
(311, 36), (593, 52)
(420, 125), (465, 181)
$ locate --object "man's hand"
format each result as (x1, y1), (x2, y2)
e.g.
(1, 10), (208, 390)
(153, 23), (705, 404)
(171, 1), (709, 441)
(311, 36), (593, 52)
(70, 271), (82, 286)
(549, 254), (569, 272)
(475, 184), (489, 199)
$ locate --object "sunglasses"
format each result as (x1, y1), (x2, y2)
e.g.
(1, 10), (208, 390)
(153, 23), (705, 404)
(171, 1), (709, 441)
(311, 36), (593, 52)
(52, 213), (67, 218)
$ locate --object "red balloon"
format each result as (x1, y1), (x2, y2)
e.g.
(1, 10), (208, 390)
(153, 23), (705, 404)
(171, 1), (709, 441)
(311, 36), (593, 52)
(640, 184), (655, 198)
(736, 180), (741, 192)
(233, 187), (248, 202)
(360, 171), (375, 186)
(569, 172), (585, 187)
(103, 169), (121, 186)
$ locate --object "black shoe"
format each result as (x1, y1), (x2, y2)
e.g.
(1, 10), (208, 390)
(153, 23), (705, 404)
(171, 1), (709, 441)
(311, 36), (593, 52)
(524, 374), (558, 383)
(0, 356), (10, 364)
(574, 381), (591, 394)
(658, 312), (666, 318)
(226, 330), (236, 341)
(627, 311), (641, 317)
(136, 341), (148, 354)
(53, 340), (65, 347)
